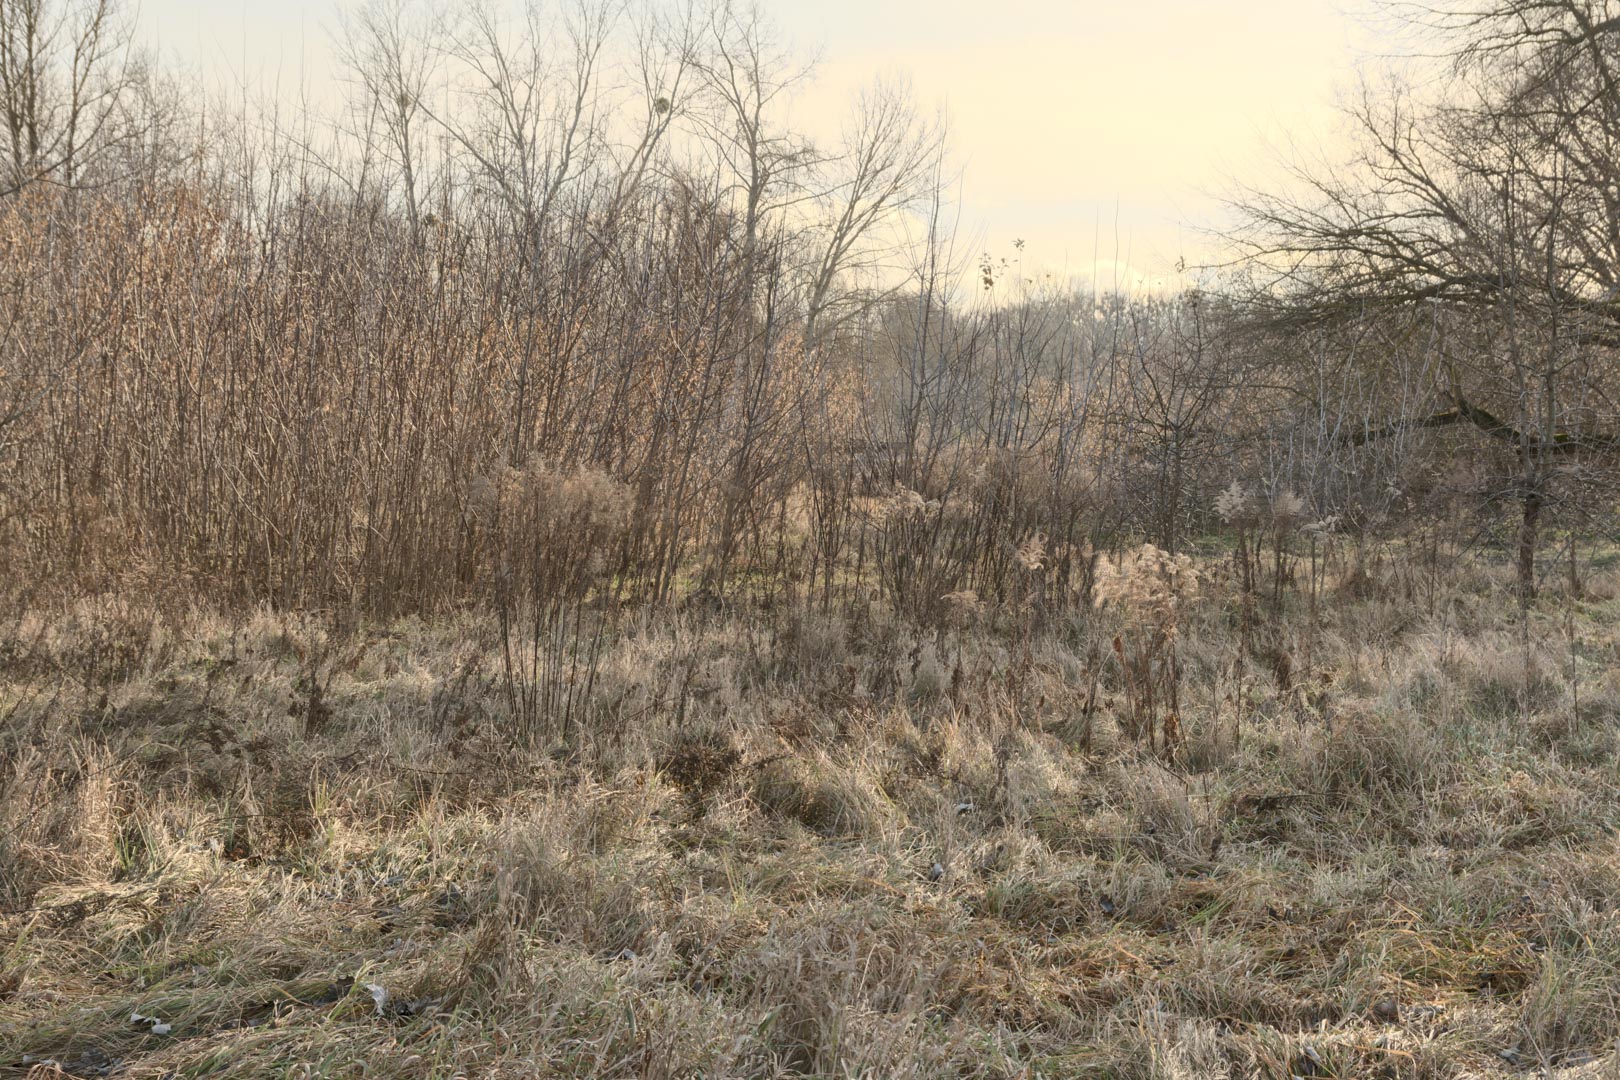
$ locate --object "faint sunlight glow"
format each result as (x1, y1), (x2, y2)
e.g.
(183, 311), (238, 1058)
(136, 0), (1384, 289)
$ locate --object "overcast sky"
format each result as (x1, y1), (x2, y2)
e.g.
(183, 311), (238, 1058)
(134, 0), (1387, 287)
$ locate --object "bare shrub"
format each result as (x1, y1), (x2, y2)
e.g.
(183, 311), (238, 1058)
(1094, 544), (1200, 756)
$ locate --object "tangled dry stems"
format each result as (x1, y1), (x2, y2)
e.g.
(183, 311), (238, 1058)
(2, 552), (1619, 1077)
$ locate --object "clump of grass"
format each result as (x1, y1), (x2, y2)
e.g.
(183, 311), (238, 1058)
(750, 752), (886, 837)
(658, 726), (741, 817)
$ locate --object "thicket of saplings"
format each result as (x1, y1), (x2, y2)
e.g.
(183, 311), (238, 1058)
(4, 0), (1620, 1076)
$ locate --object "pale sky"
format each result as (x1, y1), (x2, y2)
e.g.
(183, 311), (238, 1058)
(135, 0), (1387, 287)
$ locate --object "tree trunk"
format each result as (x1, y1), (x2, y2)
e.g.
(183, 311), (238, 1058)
(1516, 486), (1542, 602)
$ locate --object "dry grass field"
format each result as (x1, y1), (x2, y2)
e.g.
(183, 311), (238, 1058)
(3, 548), (1619, 1079)
(3, 1), (1620, 1074)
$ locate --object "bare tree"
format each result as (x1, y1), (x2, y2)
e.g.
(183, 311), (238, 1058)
(688, 0), (814, 285)
(0, 0), (137, 194)
(1234, 1), (1620, 598)
(802, 75), (944, 348)
(338, 0), (440, 243)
